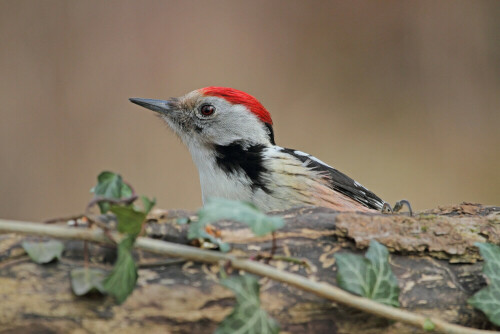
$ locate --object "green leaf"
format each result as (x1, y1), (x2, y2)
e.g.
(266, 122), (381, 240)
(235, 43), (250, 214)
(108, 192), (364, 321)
(215, 275), (280, 334)
(334, 240), (400, 307)
(189, 198), (285, 252)
(140, 195), (156, 214)
(188, 198), (284, 252)
(22, 240), (64, 264)
(423, 318), (435, 331)
(70, 267), (106, 296)
(364, 240), (400, 307)
(120, 182), (133, 198)
(468, 242), (500, 326)
(334, 253), (370, 296)
(103, 236), (138, 304)
(110, 205), (146, 237)
(92, 171), (132, 213)
(213, 238), (231, 253)
(197, 198), (284, 237)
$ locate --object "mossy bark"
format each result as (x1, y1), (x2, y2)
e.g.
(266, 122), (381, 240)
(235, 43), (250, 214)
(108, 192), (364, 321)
(0, 203), (499, 333)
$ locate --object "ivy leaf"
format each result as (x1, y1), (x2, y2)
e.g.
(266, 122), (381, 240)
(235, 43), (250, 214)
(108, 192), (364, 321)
(468, 242), (500, 326)
(120, 181), (133, 198)
(198, 198), (284, 236)
(215, 275), (280, 334)
(334, 240), (400, 307)
(22, 240), (64, 264)
(91, 171), (132, 213)
(70, 267), (106, 296)
(103, 236), (138, 304)
(110, 204), (146, 238)
(334, 253), (370, 296)
(364, 240), (400, 306)
(188, 198), (284, 251)
(140, 195), (156, 215)
(423, 318), (436, 331)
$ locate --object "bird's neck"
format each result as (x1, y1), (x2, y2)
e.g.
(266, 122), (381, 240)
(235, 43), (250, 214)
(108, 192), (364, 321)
(187, 140), (272, 204)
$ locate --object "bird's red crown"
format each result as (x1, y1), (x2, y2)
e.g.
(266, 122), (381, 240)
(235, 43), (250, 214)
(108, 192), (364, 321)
(201, 87), (273, 125)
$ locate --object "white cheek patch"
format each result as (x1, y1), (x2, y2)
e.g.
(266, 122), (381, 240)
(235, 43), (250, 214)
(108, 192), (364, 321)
(202, 102), (270, 146)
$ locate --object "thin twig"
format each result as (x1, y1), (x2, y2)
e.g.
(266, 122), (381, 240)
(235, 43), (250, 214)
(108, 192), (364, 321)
(44, 214), (85, 224)
(254, 254), (311, 270)
(138, 258), (186, 268)
(265, 231), (277, 264)
(270, 255), (311, 269)
(0, 219), (496, 334)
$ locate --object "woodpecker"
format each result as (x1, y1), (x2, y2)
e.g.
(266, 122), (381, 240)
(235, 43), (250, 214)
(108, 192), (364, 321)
(130, 87), (390, 213)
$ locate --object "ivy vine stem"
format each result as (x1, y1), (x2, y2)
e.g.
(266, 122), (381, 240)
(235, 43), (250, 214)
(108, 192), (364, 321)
(0, 218), (496, 334)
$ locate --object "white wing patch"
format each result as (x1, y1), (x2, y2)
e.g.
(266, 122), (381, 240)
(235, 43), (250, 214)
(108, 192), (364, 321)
(293, 150), (332, 168)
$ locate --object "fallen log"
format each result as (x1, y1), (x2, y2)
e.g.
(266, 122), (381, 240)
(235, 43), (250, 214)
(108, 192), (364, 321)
(0, 203), (499, 333)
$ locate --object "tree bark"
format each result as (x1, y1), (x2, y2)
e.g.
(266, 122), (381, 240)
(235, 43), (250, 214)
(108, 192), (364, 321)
(0, 203), (499, 333)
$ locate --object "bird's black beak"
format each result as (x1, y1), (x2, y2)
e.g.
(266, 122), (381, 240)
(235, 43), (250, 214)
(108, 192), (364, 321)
(129, 98), (171, 114)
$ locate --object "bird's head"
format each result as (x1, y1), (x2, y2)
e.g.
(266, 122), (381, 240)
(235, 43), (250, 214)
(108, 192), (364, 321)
(130, 87), (275, 149)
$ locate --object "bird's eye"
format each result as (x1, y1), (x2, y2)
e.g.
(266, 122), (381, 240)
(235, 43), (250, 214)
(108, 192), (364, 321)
(200, 104), (215, 117)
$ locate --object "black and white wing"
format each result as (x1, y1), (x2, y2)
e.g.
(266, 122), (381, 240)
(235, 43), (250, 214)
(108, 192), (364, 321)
(278, 147), (385, 210)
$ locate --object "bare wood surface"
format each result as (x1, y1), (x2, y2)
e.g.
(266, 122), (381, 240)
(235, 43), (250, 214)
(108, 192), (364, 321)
(0, 203), (499, 333)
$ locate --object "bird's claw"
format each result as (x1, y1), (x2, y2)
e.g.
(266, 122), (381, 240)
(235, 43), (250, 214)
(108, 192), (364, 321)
(381, 199), (413, 216)
(381, 202), (393, 214)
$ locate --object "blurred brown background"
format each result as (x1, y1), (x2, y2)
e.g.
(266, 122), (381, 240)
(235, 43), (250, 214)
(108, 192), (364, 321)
(1, 1), (499, 221)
